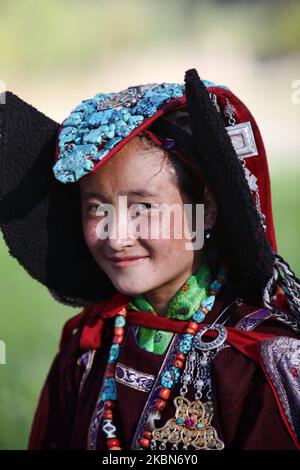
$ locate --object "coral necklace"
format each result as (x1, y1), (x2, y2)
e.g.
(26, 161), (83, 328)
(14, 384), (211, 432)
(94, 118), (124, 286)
(100, 267), (227, 450)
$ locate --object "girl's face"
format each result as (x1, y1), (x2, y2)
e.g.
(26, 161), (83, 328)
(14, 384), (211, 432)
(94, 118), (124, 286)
(79, 136), (215, 297)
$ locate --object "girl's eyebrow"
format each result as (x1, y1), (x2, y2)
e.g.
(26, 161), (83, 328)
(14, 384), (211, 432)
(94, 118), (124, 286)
(127, 190), (159, 198)
(82, 190), (159, 200)
(82, 191), (108, 201)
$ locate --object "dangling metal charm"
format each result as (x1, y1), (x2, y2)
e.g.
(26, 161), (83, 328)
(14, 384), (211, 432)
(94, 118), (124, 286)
(224, 98), (236, 126)
(209, 92), (221, 113)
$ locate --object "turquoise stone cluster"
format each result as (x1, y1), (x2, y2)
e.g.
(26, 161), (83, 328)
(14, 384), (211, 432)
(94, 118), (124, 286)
(53, 83), (185, 183)
(53, 79), (227, 184)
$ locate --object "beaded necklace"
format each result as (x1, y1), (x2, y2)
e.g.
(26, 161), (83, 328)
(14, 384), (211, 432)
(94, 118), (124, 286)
(100, 267), (227, 450)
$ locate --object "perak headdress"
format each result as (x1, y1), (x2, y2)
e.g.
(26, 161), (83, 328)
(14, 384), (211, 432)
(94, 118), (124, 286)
(0, 69), (299, 333)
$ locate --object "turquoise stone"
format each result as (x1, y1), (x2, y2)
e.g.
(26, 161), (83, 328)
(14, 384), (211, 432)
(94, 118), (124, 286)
(53, 149), (94, 183)
(179, 334), (193, 354)
(201, 295), (215, 311)
(83, 128), (103, 144)
(94, 148), (110, 161)
(115, 120), (131, 137)
(127, 115), (144, 126)
(161, 366), (180, 389)
(121, 110), (131, 122)
(105, 136), (122, 150)
(192, 310), (206, 323)
(93, 92), (113, 102)
(58, 127), (78, 149)
(72, 99), (94, 113)
(115, 316), (126, 327)
(63, 112), (83, 127)
(108, 344), (120, 364)
(102, 378), (117, 401)
(210, 280), (222, 291)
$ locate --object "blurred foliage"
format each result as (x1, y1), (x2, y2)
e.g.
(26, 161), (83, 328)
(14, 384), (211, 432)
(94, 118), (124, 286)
(0, 0), (299, 79)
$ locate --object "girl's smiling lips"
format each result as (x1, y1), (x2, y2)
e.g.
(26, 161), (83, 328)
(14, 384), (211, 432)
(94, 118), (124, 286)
(106, 255), (149, 268)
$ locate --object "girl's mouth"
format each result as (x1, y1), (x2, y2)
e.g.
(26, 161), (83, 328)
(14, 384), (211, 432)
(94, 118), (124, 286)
(108, 256), (149, 268)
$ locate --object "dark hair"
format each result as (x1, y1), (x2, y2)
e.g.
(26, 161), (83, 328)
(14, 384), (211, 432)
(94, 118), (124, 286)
(137, 118), (231, 291)
(146, 110), (251, 299)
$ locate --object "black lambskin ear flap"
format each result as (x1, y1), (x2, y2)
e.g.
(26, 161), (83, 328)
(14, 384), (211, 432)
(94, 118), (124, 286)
(184, 68), (274, 290)
(0, 91), (59, 203)
(0, 92), (116, 307)
(0, 91), (59, 291)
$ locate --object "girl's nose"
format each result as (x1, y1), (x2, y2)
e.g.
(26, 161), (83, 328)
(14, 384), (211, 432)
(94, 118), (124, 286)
(100, 203), (137, 251)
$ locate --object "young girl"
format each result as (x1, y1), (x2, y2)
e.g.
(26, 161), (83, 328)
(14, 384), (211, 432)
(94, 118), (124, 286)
(1, 69), (300, 450)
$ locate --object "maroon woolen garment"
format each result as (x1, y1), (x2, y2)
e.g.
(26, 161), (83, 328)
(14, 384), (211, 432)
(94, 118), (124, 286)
(28, 289), (298, 450)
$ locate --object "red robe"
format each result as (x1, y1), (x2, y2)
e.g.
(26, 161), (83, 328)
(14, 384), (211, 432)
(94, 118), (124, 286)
(28, 286), (300, 450)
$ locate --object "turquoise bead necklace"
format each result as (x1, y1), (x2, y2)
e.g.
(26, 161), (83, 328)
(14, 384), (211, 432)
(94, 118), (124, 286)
(99, 266), (227, 450)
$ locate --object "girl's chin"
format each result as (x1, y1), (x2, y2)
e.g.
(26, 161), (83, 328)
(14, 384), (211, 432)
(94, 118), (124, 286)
(113, 284), (147, 296)
(111, 278), (156, 297)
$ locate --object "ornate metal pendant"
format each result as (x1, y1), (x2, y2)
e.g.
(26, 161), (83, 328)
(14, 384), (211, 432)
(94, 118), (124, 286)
(151, 324), (228, 451)
(152, 395), (224, 450)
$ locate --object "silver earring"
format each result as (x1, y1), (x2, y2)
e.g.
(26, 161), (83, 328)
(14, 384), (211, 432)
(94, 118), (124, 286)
(205, 225), (212, 239)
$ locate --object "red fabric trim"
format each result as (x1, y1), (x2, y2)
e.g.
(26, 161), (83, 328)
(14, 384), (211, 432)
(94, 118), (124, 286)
(75, 292), (275, 360)
(75, 291), (275, 360)
(79, 293), (130, 350)
(125, 310), (274, 363)
(258, 354), (300, 449)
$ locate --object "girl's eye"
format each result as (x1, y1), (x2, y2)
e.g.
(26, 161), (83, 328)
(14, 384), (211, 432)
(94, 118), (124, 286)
(129, 203), (153, 216)
(87, 204), (107, 215)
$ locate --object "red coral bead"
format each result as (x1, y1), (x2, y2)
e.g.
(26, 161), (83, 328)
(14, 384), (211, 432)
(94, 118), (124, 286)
(186, 328), (196, 335)
(200, 306), (208, 314)
(208, 290), (217, 296)
(113, 335), (123, 344)
(155, 399), (167, 410)
(118, 308), (127, 317)
(107, 438), (120, 449)
(106, 372), (115, 378)
(143, 431), (152, 439)
(176, 353), (186, 362)
(103, 410), (113, 419)
(140, 438), (150, 448)
(159, 388), (171, 400)
(114, 327), (124, 336)
(188, 322), (198, 330)
(174, 359), (184, 369)
(104, 401), (114, 409)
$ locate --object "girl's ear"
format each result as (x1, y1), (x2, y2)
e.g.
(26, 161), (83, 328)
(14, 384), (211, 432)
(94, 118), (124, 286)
(203, 185), (218, 230)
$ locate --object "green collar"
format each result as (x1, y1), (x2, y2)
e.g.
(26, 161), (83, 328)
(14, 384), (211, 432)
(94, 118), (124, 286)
(127, 262), (210, 354)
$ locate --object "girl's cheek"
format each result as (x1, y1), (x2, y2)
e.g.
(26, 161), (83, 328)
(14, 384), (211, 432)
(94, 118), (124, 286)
(83, 220), (99, 247)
